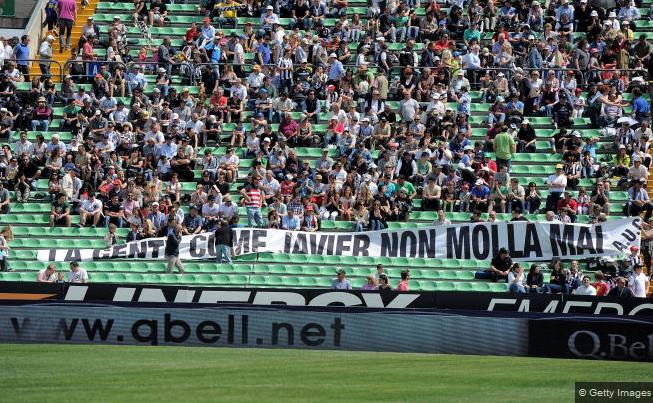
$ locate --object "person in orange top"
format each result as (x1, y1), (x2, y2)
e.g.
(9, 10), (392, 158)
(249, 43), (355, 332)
(592, 271), (610, 296)
(433, 33), (450, 54)
(397, 270), (410, 291)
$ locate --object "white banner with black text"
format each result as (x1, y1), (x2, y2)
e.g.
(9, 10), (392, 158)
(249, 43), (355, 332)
(36, 218), (642, 263)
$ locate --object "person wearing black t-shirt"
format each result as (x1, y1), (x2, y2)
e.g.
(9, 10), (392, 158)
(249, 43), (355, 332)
(552, 95), (573, 129)
(50, 193), (72, 227)
(215, 173), (231, 195)
(197, 171), (215, 189)
(476, 247), (513, 282)
(18, 154), (41, 191)
(516, 120), (536, 152)
(291, 0), (310, 30)
(104, 194), (124, 227)
(510, 207), (528, 221)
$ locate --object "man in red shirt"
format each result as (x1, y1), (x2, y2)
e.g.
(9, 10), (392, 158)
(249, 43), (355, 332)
(279, 114), (299, 147)
(240, 175), (263, 227)
(556, 192), (578, 223)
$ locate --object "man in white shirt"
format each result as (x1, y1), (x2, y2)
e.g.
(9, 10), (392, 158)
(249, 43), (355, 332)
(68, 261), (88, 283)
(38, 35), (54, 77)
(217, 194), (239, 222)
(629, 265), (649, 298)
(38, 264), (57, 282)
(79, 193), (103, 227)
(109, 101), (129, 125)
(261, 170), (280, 203)
(144, 122), (165, 144)
(627, 158), (648, 182)
(14, 131), (33, 156)
(573, 276), (597, 296)
(232, 35), (245, 75)
(218, 147), (240, 183)
(0, 37), (12, 67)
(432, 209), (451, 226)
(546, 164), (567, 211)
(61, 168), (80, 201)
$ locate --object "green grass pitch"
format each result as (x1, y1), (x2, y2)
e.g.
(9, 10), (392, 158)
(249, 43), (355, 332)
(1, 344), (649, 402)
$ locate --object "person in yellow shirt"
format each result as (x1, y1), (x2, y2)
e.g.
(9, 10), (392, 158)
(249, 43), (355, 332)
(214, 0), (241, 28)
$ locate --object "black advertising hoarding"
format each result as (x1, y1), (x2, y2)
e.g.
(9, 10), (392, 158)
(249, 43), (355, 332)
(529, 319), (653, 361)
(1, 282), (653, 316)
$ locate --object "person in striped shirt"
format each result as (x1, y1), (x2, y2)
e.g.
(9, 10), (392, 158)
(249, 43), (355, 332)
(240, 175), (264, 227)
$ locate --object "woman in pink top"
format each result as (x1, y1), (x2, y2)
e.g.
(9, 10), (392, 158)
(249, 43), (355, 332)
(397, 270), (411, 291)
(57, 0), (77, 51)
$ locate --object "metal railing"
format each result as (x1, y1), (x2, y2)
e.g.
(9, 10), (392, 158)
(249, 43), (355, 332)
(12, 59), (65, 83)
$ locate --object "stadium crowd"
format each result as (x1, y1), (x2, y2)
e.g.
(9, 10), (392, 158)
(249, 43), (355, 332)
(0, 0), (651, 293)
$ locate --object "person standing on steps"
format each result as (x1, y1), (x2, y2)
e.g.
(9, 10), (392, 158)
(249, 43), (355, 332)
(38, 35), (54, 78)
(57, 0), (77, 53)
(165, 223), (185, 274)
(214, 219), (233, 265)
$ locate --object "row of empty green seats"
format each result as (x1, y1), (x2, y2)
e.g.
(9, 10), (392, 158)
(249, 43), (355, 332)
(0, 271), (509, 291)
(9, 260), (527, 281)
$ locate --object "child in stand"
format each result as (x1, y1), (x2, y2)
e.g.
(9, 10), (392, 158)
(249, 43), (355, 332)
(458, 182), (471, 212)
(580, 150), (595, 178)
(104, 223), (119, 247)
(576, 187), (590, 215)
(441, 181), (458, 212)
(572, 87), (585, 118)
(558, 209), (571, 223)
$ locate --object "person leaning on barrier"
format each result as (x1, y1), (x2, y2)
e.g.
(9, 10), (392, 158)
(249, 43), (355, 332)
(38, 264), (57, 283)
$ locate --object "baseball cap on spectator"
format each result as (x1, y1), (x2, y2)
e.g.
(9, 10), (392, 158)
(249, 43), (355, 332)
(555, 164), (563, 169)
(475, 179), (484, 186)
(94, 110), (101, 116)
(609, 11), (616, 17)
(590, 10), (598, 16)
(329, 53), (337, 58)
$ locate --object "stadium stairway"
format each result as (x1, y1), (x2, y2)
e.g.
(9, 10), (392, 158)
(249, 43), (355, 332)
(29, 0), (99, 83)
